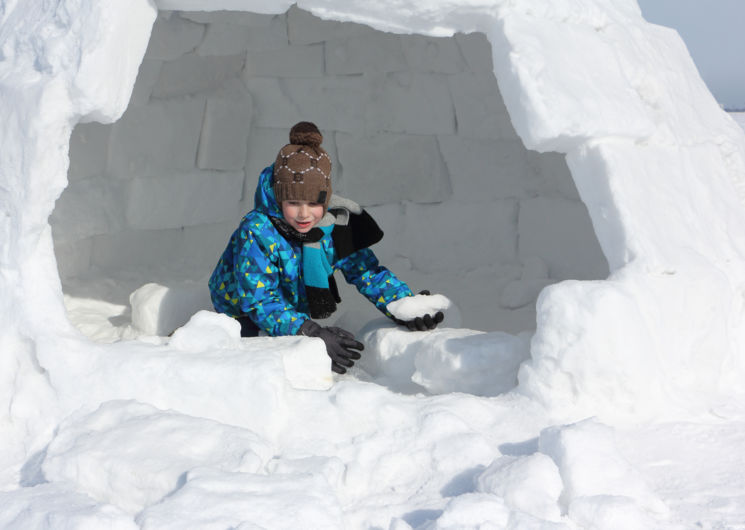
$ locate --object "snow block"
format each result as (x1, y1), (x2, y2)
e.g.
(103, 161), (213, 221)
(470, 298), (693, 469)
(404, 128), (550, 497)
(326, 33), (407, 75)
(454, 32), (494, 74)
(144, 12), (205, 61)
(0, 483), (136, 530)
(337, 131), (451, 206)
(41, 400), (274, 513)
(196, 82), (253, 171)
(67, 122), (111, 182)
(501, 278), (554, 309)
(107, 97), (205, 178)
(53, 238), (92, 280)
(492, 15), (655, 151)
(89, 221), (237, 279)
(476, 454), (563, 522)
(196, 22), (252, 57)
(181, 11), (278, 27)
(244, 76), (369, 132)
(438, 136), (532, 201)
(538, 419), (669, 517)
(169, 311), (333, 391)
(130, 282), (213, 336)
(397, 200), (517, 273)
(411, 329), (530, 396)
(518, 196), (608, 280)
(196, 16), (289, 56)
(524, 149), (581, 201)
(128, 59), (163, 108)
(125, 171), (244, 230)
(365, 72), (456, 135)
(244, 44), (325, 77)
(287, 5), (374, 45)
(136, 468), (345, 529)
(50, 177), (125, 244)
(150, 54), (245, 98)
(430, 494), (511, 529)
(168, 310), (241, 352)
(400, 34), (466, 74)
(449, 73), (516, 139)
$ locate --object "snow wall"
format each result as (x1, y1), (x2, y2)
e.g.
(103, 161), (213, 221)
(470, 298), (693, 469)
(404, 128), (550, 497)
(52, 5), (608, 336)
(2, 0), (745, 482)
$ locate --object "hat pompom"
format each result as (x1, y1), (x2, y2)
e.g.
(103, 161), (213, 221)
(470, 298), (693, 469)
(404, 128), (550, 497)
(289, 121), (322, 148)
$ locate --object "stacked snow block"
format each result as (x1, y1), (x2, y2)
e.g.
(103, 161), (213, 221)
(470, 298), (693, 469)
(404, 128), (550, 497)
(52, 6), (608, 331)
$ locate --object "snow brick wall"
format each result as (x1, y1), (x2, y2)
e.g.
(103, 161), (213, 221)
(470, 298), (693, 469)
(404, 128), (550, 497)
(51, 6), (608, 334)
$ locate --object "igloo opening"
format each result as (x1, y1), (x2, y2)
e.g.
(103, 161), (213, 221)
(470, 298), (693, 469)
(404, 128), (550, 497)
(50, 6), (608, 340)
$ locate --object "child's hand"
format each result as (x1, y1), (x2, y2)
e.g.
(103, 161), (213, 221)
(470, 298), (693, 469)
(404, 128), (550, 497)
(387, 291), (448, 331)
(298, 320), (364, 374)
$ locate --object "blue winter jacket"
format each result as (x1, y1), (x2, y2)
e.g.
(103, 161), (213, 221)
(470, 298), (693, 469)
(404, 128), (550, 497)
(209, 165), (413, 336)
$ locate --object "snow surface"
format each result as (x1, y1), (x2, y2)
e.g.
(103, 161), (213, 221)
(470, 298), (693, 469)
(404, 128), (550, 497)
(2, 0), (745, 528)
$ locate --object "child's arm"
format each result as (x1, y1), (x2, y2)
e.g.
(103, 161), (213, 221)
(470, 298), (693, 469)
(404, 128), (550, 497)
(336, 248), (413, 317)
(234, 226), (308, 336)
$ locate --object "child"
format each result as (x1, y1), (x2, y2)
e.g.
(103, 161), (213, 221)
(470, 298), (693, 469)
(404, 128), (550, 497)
(209, 122), (444, 373)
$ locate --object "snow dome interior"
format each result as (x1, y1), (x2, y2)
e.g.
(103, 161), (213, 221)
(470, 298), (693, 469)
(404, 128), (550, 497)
(50, 6), (608, 338)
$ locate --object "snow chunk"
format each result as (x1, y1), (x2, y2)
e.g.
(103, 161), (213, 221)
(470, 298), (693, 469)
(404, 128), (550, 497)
(429, 493), (511, 529)
(130, 283), (213, 337)
(168, 309), (241, 350)
(476, 454), (563, 522)
(538, 419), (669, 518)
(145, 12), (205, 61)
(167, 310), (332, 390)
(386, 293), (452, 321)
(42, 400), (274, 513)
(359, 324), (527, 397)
(0, 483), (136, 530)
(568, 495), (660, 529)
(412, 330), (530, 396)
(136, 468), (344, 529)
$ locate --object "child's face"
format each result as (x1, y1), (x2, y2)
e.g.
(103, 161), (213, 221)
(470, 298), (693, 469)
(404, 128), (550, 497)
(281, 200), (324, 233)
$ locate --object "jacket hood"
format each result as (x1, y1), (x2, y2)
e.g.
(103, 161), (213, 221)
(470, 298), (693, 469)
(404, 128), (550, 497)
(254, 164), (282, 218)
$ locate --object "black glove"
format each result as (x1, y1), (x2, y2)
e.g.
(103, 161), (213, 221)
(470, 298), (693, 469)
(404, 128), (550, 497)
(298, 320), (364, 374)
(392, 290), (445, 331)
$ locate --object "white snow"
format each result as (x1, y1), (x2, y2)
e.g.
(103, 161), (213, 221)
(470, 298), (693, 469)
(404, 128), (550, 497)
(2, 0), (745, 529)
(386, 293), (453, 321)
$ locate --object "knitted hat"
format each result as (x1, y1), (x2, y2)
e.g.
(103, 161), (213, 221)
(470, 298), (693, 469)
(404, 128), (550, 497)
(273, 122), (332, 211)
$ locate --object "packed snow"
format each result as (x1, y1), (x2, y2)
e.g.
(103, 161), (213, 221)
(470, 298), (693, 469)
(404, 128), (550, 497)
(2, 0), (745, 529)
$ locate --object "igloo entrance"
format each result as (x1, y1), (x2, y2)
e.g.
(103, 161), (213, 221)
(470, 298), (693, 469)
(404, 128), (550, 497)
(50, 6), (608, 340)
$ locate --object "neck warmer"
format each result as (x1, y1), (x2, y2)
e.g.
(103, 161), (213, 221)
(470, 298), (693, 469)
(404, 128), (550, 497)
(270, 214), (339, 319)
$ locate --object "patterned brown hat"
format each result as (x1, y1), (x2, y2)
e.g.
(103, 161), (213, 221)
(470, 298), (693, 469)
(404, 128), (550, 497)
(273, 122), (332, 211)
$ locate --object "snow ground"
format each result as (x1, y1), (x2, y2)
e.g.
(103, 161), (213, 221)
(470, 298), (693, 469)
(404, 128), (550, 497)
(15, 286), (739, 529)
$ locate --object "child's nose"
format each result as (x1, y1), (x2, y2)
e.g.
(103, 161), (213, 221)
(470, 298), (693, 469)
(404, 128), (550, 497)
(299, 204), (310, 217)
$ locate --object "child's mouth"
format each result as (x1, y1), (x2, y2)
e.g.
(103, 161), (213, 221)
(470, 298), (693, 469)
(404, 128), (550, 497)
(296, 221), (311, 229)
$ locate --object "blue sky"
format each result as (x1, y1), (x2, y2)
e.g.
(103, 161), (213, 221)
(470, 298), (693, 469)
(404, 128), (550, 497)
(637, 0), (745, 109)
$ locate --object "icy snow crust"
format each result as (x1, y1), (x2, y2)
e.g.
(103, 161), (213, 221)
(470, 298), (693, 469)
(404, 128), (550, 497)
(3, 0), (745, 528)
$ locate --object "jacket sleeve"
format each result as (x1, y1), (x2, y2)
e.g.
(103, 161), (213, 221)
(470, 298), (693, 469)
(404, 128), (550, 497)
(336, 248), (413, 316)
(234, 225), (307, 336)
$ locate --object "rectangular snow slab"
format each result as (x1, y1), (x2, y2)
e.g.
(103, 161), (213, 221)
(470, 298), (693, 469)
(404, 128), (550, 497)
(125, 171), (244, 230)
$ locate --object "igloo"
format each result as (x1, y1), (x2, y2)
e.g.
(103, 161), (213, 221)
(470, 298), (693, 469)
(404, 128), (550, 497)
(2, 0), (745, 522)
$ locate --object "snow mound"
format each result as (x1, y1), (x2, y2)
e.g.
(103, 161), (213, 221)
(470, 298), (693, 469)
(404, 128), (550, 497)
(41, 400), (274, 513)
